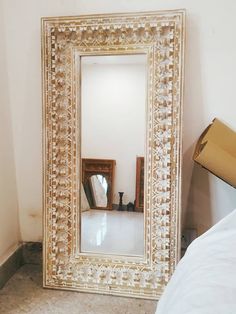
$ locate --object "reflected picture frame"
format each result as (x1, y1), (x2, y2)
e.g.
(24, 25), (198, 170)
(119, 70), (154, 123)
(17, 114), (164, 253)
(135, 156), (145, 211)
(82, 158), (115, 210)
(42, 10), (185, 299)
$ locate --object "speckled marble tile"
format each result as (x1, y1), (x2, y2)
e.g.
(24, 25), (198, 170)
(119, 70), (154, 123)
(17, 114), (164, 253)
(0, 264), (157, 314)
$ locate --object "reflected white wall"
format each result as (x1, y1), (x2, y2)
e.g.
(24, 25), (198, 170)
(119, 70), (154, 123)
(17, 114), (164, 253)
(81, 57), (146, 204)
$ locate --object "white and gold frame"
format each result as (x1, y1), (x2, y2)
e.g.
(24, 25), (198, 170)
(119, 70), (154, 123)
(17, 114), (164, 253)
(42, 10), (185, 300)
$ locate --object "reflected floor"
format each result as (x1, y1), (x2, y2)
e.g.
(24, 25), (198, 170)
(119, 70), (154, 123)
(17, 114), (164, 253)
(81, 210), (144, 256)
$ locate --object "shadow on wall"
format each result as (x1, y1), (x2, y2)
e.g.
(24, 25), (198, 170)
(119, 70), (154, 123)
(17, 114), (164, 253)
(0, 2), (21, 258)
(181, 15), (212, 234)
(185, 163), (212, 235)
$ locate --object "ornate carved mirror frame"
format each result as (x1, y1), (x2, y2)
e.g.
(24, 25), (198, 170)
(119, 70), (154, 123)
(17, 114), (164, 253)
(42, 10), (185, 300)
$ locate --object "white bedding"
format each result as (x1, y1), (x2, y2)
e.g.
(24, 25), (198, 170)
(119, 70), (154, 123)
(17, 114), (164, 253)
(156, 209), (236, 314)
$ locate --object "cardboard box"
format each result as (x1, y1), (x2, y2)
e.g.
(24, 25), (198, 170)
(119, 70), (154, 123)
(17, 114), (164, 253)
(193, 118), (236, 187)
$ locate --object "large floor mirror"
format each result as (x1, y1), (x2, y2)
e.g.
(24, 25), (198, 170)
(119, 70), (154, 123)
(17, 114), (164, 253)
(42, 10), (185, 300)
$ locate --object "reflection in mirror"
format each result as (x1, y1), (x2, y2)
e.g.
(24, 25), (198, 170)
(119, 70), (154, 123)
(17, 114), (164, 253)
(135, 157), (144, 212)
(90, 174), (108, 208)
(80, 54), (147, 256)
(82, 158), (115, 210)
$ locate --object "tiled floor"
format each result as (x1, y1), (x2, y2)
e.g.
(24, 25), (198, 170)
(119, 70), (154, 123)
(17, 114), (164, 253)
(0, 264), (157, 314)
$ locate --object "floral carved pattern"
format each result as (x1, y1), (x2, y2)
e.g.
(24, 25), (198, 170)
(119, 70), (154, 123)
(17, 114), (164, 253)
(42, 11), (185, 299)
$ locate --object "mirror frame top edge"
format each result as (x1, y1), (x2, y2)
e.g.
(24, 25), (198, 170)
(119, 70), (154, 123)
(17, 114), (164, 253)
(41, 9), (185, 22)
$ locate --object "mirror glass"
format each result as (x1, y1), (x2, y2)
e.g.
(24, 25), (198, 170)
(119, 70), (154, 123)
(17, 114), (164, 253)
(80, 54), (147, 256)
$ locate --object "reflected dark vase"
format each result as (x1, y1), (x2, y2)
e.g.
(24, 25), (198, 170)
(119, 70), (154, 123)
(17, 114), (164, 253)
(118, 192), (124, 211)
(127, 202), (135, 212)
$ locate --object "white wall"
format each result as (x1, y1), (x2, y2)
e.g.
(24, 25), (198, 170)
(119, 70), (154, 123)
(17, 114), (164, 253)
(1, 0), (236, 241)
(0, 2), (21, 264)
(81, 61), (146, 204)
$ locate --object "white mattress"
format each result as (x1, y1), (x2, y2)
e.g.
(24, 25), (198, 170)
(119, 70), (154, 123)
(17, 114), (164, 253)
(156, 209), (236, 314)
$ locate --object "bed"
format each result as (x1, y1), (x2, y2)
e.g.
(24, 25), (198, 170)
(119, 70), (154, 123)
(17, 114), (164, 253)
(156, 209), (236, 314)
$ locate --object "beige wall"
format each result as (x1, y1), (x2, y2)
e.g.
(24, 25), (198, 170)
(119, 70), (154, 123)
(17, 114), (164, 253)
(0, 2), (21, 264)
(1, 0), (236, 242)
